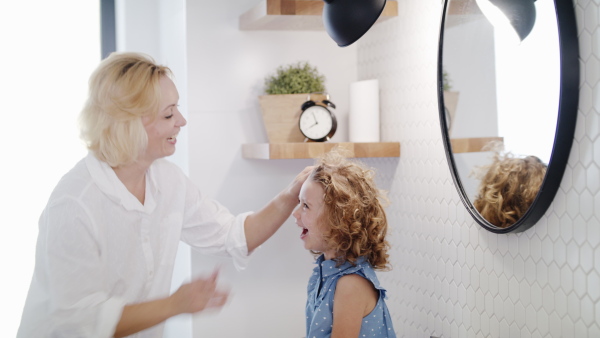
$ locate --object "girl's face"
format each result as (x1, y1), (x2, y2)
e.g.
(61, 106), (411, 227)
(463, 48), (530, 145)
(293, 178), (336, 259)
(142, 76), (187, 163)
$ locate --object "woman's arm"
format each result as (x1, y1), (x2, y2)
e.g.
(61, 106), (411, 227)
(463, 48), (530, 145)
(331, 274), (379, 338)
(243, 166), (314, 252)
(114, 271), (228, 337)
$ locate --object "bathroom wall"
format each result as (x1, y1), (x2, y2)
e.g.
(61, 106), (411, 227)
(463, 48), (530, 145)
(183, 0), (599, 337)
(114, 0), (193, 336)
(359, 0), (600, 337)
(185, 0), (358, 336)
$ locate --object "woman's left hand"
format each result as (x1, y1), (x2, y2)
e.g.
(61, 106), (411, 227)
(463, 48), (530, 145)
(168, 269), (229, 315)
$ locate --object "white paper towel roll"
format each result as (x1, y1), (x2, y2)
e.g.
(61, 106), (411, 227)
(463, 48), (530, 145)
(349, 79), (380, 142)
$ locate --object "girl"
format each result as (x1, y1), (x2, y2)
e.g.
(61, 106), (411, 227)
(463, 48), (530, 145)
(473, 152), (547, 228)
(293, 150), (396, 338)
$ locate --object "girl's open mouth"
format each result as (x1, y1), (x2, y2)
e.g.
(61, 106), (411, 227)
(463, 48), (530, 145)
(300, 227), (308, 239)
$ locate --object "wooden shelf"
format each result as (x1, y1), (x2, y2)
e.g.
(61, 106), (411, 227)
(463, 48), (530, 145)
(242, 142), (400, 159)
(239, 0), (398, 31)
(450, 137), (504, 153)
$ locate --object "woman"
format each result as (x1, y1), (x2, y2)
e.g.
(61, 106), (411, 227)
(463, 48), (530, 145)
(17, 52), (312, 338)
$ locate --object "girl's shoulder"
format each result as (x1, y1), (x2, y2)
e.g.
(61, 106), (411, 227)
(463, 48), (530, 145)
(337, 258), (385, 293)
(336, 273), (376, 291)
(315, 255), (383, 291)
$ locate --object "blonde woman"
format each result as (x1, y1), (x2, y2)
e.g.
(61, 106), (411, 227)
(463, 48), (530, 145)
(18, 52), (312, 338)
(293, 150), (396, 338)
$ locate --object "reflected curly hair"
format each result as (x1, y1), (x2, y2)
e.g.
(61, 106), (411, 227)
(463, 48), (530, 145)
(473, 153), (547, 228)
(310, 149), (391, 270)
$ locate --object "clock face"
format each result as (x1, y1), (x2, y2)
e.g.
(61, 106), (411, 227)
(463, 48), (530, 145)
(299, 105), (336, 141)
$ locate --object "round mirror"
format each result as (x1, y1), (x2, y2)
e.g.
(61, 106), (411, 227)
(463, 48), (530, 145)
(437, 0), (579, 233)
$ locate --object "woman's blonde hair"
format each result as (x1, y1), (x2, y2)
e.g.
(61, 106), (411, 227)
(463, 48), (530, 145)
(79, 52), (172, 167)
(473, 153), (547, 228)
(311, 149), (391, 270)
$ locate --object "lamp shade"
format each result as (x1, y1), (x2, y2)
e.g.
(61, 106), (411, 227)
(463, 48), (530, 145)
(477, 0), (536, 42)
(322, 0), (387, 47)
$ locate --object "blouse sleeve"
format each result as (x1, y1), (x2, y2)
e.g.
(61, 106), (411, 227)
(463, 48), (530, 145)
(25, 196), (126, 337)
(180, 177), (253, 271)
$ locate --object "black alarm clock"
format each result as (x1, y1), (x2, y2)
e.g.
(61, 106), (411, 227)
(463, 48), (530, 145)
(298, 93), (337, 142)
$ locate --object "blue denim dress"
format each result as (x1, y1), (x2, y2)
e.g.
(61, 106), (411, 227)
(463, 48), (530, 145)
(305, 255), (396, 338)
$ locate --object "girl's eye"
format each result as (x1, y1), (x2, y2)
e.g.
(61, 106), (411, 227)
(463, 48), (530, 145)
(165, 114), (174, 119)
(303, 203), (309, 209)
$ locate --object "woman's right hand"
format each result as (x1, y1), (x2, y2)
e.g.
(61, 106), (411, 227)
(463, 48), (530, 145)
(287, 166), (315, 199)
(169, 270), (229, 315)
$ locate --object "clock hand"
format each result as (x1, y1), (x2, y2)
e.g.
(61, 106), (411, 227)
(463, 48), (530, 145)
(311, 111), (318, 124)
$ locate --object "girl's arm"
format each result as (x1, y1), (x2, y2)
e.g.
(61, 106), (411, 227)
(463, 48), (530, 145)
(331, 274), (379, 338)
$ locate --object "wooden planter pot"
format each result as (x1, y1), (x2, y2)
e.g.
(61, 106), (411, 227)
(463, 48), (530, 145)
(258, 93), (327, 143)
(443, 91), (459, 136)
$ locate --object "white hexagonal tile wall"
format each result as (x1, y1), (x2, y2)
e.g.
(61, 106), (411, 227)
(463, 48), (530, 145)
(355, 0), (600, 336)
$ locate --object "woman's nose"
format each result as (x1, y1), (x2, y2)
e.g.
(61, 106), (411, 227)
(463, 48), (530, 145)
(176, 110), (187, 127)
(292, 206), (300, 220)
(179, 116), (187, 127)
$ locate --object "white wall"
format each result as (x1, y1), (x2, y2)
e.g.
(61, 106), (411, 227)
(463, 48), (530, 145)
(117, 0), (599, 337)
(358, 0), (600, 337)
(444, 16), (498, 139)
(495, 0), (561, 164)
(184, 0), (357, 336)
(0, 2), (98, 336)
(115, 0), (192, 336)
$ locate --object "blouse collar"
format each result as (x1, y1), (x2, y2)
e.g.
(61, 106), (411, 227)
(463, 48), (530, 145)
(315, 254), (367, 278)
(85, 152), (158, 213)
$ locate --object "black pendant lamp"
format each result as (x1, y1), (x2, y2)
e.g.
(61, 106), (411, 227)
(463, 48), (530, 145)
(322, 0), (387, 47)
(476, 0), (537, 42)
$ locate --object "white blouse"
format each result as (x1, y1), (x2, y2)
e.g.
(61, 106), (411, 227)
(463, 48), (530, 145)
(17, 153), (251, 338)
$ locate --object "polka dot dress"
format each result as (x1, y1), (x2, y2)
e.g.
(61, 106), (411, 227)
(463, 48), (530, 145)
(305, 255), (396, 337)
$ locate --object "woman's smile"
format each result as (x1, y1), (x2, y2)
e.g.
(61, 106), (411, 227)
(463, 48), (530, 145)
(167, 133), (179, 144)
(142, 76), (187, 162)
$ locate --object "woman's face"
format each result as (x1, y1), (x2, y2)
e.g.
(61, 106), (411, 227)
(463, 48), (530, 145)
(142, 76), (187, 162)
(293, 178), (335, 258)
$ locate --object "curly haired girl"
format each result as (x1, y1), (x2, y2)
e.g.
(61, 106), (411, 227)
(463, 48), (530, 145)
(292, 150), (396, 338)
(473, 153), (547, 228)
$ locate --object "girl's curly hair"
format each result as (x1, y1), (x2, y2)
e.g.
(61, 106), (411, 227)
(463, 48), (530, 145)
(310, 150), (391, 270)
(473, 153), (547, 228)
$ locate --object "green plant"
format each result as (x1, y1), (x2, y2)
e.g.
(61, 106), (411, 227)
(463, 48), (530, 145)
(442, 68), (452, 91)
(264, 61), (326, 94)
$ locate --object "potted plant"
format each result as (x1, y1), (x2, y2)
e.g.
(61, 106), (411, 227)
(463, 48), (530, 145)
(442, 68), (459, 135)
(259, 61), (328, 143)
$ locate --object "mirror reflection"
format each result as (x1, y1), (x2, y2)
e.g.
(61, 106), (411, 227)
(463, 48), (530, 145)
(441, 0), (561, 229)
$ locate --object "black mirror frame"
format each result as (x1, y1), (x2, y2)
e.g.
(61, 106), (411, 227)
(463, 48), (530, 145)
(437, 0), (580, 233)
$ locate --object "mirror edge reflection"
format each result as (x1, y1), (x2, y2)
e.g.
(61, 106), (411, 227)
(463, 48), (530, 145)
(437, 0), (580, 233)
